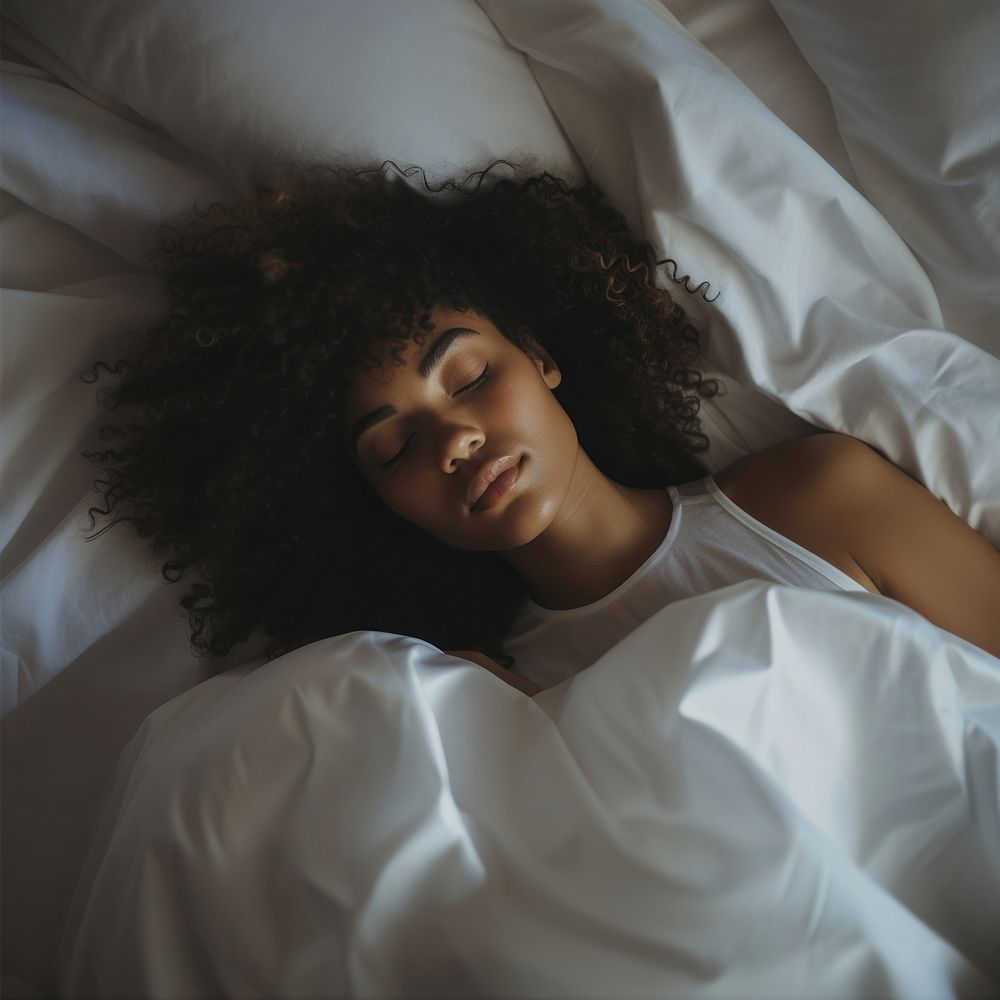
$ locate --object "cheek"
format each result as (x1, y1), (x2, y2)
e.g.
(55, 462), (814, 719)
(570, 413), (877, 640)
(366, 368), (573, 537)
(379, 474), (427, 513)
(516, 380), (576, 454)
(500, 369), (560, 432)
(379, 469), (451, 532)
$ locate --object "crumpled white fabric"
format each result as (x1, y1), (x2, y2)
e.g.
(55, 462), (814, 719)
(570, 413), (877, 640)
(55, 581), (1000, 998)
(3, 2), (1000, 997)
(476, 0), (1000, 545)
(771, 0), (1000, 354)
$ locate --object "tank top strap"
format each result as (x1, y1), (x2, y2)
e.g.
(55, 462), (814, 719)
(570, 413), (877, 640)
(670, 475), (716, 502)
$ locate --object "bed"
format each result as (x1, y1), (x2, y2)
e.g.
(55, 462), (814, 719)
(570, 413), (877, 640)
(1, 1), (999, 997)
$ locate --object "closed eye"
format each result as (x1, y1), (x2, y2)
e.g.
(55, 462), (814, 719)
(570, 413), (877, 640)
(381, 363), (492, 469)
(455, 362), (491, 397)
(382, 433), (415, 469)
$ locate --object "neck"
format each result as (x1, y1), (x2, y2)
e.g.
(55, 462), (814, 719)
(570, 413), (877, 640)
(501, 449), (674, 611)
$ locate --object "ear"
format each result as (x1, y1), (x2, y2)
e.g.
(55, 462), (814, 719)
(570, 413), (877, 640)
(518, 328), (562, 390)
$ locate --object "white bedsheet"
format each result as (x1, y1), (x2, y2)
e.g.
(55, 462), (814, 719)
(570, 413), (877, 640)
(2, 1), (999, 997)
(477, 0), (1000, 543)
(56, 582), (1000, 997)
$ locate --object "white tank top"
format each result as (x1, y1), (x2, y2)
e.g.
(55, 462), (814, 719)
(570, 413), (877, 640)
(503, 475), (867, 690)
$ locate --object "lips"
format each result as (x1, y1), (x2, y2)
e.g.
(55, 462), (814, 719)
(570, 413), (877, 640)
(467, 454), (520, 509)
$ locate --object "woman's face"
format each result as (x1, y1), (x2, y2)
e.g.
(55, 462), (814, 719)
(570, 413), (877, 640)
(342, 304), (579, 552)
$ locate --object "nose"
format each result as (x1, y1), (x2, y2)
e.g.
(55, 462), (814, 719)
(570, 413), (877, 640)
(440, 422), (485, 474)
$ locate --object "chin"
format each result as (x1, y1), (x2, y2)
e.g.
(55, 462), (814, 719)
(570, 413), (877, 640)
(478, 500), (554, 552)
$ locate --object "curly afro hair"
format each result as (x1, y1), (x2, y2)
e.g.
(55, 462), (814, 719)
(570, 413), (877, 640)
(80, 155), (723, 671)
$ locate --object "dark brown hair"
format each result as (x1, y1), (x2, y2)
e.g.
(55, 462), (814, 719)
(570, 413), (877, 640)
(80, 155), (722, 670)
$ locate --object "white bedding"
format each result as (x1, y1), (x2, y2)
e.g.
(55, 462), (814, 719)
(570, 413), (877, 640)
(2, 1), (998, 997)
(56, 583), (1000, 998)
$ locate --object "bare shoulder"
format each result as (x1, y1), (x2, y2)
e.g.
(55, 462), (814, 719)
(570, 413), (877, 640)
(715, 433), (1000, 659)
(713, 432), (883, 593)
(713, 431), (876, 511)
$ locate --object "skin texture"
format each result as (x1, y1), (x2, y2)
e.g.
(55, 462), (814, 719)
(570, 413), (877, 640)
(343, 303), (675, 614)
(78, 162), (724, 666)
(718, 432), (1000, 662)
(345, 305), (1000, 694)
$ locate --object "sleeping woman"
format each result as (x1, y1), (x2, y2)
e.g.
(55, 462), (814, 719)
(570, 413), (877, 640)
(80, 157), (1000, 696)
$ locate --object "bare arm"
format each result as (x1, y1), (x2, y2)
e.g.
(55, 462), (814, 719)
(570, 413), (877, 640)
(800, 434), (1000, 661)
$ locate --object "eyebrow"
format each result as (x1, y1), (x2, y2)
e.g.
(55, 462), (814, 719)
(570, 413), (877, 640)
(349, 326), (480, 461)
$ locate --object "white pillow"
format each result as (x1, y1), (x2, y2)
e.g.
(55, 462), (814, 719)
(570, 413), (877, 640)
(7, 0), (999, 542)
(770, 0), (1000, 353)
(477, 0), (1000, 547)
(660, 0), (859, 189)
(2, 0), (582, 191)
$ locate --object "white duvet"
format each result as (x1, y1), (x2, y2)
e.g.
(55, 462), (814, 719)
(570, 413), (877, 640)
(58, 582), (1000, 997)
(2, 0), (999, 997)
